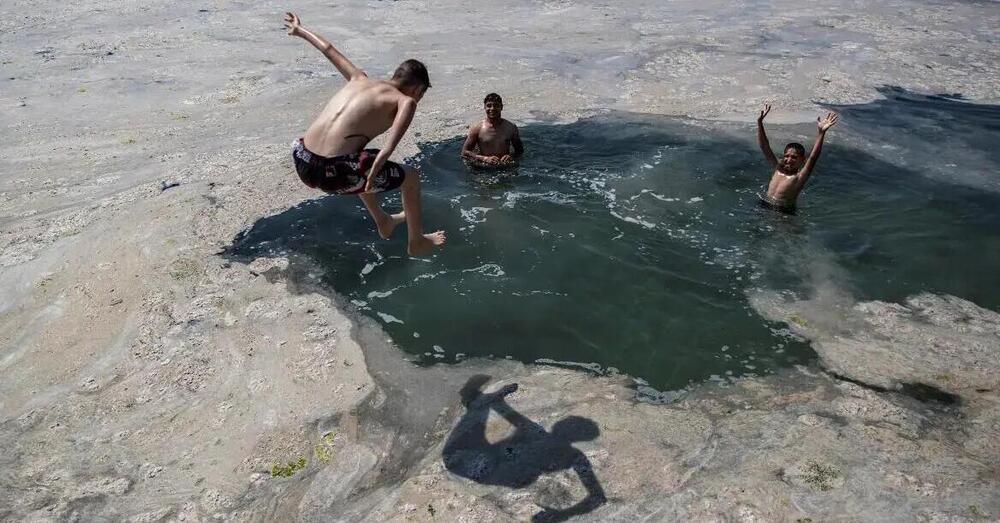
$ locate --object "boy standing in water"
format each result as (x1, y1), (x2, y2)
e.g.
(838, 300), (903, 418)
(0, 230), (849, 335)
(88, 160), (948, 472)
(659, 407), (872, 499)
(756, 104), (839, 213)
(461, 93), (524, 167)
(284, 12), (445, 255)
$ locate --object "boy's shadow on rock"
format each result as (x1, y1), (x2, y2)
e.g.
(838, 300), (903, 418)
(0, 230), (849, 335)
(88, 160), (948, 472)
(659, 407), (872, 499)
(442, 375), (606, 522)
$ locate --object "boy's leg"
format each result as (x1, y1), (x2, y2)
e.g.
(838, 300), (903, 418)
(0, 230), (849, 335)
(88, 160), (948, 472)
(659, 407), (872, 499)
(398, 166), (445, 256)
(358, 192), (405, 240)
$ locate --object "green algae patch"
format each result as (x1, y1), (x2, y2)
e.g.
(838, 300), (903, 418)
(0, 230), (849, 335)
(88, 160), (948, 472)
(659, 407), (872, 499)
(270, 457), (307, 478)
(782, 459), (844, 492)
(168, 258), (201, 280)
(314, 433), (336, 463)
(801, 460), (842, 491)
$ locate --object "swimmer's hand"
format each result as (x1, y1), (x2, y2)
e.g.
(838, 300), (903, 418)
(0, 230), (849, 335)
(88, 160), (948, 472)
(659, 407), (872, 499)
(481, 156), (501, 166)
(817, 111), (839, 133)
(363, 169), (377, 193)
(283, 12), (302, 37)
(499, 155), (514, 165)
(758, 103), (772, 122)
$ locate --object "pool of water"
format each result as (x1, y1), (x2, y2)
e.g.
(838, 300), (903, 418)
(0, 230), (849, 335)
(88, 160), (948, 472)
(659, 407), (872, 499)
(228, 90), (1000, 391)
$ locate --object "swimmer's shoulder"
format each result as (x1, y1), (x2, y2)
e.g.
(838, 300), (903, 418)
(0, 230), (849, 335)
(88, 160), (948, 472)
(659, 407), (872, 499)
(500, 118), (519, 135)
(468, 119), (486, 135)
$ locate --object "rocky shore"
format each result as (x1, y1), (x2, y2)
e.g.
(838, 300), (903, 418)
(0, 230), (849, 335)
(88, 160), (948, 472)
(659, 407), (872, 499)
(2, 0), (998, 520)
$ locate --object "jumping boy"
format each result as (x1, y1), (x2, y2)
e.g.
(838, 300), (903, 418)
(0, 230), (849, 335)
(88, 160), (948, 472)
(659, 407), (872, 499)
(756, 103), (839, 213)
(461, 93), (524, 167)
(284, 12), (445, 255)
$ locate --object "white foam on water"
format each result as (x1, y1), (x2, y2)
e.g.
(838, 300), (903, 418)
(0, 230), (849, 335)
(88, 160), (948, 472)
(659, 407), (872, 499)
(414, 270), (449, 282)
(502, 190), (576, 209)
(609, 210), (657, 230)
(646, 191), (678, 202)
(459, 206), (492, 224)
(359, 244), (388, 277)
(462, 264), (506, 277)
(509, 289), (566, 297)
(376, 312), (404, 324)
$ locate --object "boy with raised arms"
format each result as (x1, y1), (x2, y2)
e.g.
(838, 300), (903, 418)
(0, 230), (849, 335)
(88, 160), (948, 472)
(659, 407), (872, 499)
(756, 103), (839, 212)
(285, 12), (445, 255)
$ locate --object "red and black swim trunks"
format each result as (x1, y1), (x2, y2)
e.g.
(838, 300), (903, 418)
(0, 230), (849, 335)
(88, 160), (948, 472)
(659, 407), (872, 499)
(291, 138), (406, 195)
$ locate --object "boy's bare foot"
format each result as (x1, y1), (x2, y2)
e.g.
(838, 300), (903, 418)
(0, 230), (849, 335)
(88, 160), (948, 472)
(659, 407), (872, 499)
(408, 231), (446, 256)
(375, 212), (407, 240)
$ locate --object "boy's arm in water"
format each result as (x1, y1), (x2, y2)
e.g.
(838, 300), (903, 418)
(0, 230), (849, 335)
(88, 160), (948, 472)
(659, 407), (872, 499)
(461, 123), (497, 164)
(500, 125), (524, 164)
(533, 453), (607, 522)
(795, 112), (839, 187)
(756, 104), (778, 168)
(364, 97), (416, 192)
(284, 12), (365, 81)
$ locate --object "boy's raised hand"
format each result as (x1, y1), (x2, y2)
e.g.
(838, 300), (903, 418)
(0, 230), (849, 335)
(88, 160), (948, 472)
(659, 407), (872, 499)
(758, 103), (772, 122)
(818, 111), (839, 132)
(284, 12), (302, 36)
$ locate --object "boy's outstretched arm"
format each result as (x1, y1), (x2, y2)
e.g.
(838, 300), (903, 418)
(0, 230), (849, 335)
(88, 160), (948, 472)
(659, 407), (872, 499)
(756, 104), (778, 168)
(364, 98), (416, 192)
(284, 12), (365, 81)
(796, 112), (839, 186)
(489, 384), (546, 434)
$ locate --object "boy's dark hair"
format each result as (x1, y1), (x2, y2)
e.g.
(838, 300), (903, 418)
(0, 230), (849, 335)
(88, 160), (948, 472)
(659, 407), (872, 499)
(392, 59), (431, 89)
(784, 143), (806, 156)
(483, 92), (503, 105)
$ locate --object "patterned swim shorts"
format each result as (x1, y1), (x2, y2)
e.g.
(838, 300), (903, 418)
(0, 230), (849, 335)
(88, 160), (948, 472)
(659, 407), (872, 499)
(291, 138), (406, 195)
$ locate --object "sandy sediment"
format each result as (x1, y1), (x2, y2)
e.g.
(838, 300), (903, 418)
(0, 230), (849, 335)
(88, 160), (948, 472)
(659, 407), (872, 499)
(2, 0), (999, 520)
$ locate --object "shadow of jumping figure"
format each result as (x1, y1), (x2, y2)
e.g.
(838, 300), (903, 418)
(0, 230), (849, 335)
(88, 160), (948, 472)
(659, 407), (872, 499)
(442, 375), (607, 522)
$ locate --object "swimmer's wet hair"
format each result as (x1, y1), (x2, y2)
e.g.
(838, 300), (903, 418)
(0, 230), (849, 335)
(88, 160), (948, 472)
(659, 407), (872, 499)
(784, 143), (806, 156)
(484, 92), (503, 105)
(393, 59), (431, 89)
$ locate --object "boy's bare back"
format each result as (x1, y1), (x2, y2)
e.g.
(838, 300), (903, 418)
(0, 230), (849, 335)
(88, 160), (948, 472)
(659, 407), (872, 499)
(304, 77), (411, 157)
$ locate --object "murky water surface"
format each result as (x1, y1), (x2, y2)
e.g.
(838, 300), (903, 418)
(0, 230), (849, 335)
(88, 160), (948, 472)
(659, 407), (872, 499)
(229, 90), (1000, 390)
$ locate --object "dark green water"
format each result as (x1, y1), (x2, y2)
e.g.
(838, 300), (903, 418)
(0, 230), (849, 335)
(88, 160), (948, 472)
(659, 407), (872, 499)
(228, 89), (1000, 391)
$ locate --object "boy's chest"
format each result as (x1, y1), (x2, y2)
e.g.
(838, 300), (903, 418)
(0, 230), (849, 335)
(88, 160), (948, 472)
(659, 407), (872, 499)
(479, 125), (510, 144)
(768, 172), (800, 193)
